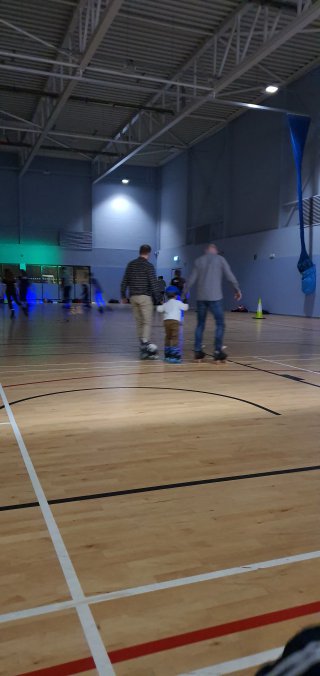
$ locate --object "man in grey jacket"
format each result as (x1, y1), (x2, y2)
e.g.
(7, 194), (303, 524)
(187, 244), (242, 361)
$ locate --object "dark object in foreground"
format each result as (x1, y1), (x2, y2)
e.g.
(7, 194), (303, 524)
(256, 626), (320, 675)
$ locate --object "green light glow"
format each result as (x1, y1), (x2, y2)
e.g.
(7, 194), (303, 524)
(0, 243), (61, 265)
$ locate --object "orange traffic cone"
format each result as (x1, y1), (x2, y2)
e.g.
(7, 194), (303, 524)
(253, 297), (264, 319)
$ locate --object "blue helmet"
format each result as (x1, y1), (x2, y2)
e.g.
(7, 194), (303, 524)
(166, 285), (179, 294)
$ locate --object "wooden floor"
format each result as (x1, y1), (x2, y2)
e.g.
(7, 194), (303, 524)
(1, 303), (320, 676)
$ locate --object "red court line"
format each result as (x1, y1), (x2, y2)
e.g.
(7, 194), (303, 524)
(18, 657), (94, 676)
(18, 599), (320, 675)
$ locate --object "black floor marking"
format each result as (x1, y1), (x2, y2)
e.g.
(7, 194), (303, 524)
(2, 464), (320, 512)
(229, 359), (320, 390)
(0, 385), (280, 416)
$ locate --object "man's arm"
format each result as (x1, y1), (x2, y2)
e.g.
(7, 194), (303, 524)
(185, 262), (199, 294)
(120, 264), (130, 300)
(221, 258), (242, 300)
(148, 264), (161, 303)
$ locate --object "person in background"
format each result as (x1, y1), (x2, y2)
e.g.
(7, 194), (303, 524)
(171, 269), (186, 298)
(157, 275), (167, 302)
(19, 271), (29, 316)
(2, 268), (21, 319)
(90, 274), (106, 313)
(157, 285), (189, 363)
(121, 244), (161, 359)
(61, 267), (72, 308)
(187, 243), (242, 362)
(81, 283), (91, 309)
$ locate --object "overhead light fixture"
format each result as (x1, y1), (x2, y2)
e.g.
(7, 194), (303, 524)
(265, 85), (278, 94)
(173, 255), (180, 262)
(121, 178), (130, 184)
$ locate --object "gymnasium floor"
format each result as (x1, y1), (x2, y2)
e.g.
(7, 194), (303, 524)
(1, 304), (320, 676)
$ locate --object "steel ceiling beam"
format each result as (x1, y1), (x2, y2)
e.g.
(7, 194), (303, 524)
(0, 62), (166, 96)
(0, 123), (184, 149)
(93, 0), (320, 182)
(0, 85), (174, 115)
(19, 0), (125, 176)
(91, 1), (255, 165)
(0, 49), (215, 92)
(0, 141), (118, 157)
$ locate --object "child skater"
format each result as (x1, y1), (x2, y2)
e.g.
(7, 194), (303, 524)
(157, 285), (189, 363)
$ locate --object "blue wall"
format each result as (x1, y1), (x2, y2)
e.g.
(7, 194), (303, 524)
(91, 165), (158, 296)
(158, 66), (320, 316)
(0, 158), (158, 299)
(2, 65), (320, 311)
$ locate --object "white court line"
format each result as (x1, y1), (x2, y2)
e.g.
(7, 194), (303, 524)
(0, 384), (114, 676)
(178, 647), (283, 675)
(257, 357), (320, 376)
(0, 360), (200, 377)
(0, 361), (144, 372)
(0, 421), (11, 425)
(0, 354), (319, 373)
(0, 361), (140, 368)
(0, 365), (147, 375)
(1, 548), (320, 625)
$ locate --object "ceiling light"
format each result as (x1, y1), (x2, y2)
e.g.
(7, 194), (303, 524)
(265, 85), (278, 94)
(121, 178), (130, 184)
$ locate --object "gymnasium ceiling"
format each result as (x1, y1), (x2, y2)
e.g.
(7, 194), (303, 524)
(0, 0), (320, 182)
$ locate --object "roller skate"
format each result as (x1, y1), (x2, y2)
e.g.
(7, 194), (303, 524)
(213, 349), (227, 364)
(194, 350), (206, 362)
(164, 347), (172, 363)
(140, 341), (159, 360)
(168, 346), (182, 364)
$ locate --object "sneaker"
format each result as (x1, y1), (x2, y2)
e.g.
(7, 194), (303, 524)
(169, 357), (182, 364)
(214, 350), (227, 362)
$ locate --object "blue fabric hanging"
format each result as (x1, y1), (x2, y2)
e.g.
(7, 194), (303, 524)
(287, 114), (315, 295)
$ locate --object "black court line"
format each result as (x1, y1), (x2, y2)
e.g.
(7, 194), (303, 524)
(0, 385), (280, 416)
(2, 464), (320, 512)
(2, 368), (288, 390)
(229, 359), (320, 390)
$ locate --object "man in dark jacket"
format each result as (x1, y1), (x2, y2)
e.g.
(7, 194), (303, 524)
(121, 244), (161, 358)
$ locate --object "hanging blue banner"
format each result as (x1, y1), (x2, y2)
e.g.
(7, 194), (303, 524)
(287, 114), (315, 295)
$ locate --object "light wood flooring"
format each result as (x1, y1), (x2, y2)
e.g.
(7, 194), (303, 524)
(1, 303), (320, 676)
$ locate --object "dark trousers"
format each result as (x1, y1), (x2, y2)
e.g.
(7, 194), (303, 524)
(195, 300), (225, 353)
(5, 285), (20, 310)
(63, 285), (71, 304)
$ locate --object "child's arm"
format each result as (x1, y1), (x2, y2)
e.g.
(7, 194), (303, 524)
(157, 305), (165, 313)
(178, 301), (189, 311)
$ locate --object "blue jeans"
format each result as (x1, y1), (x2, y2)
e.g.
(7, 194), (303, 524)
(195, 300), (225, 353)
